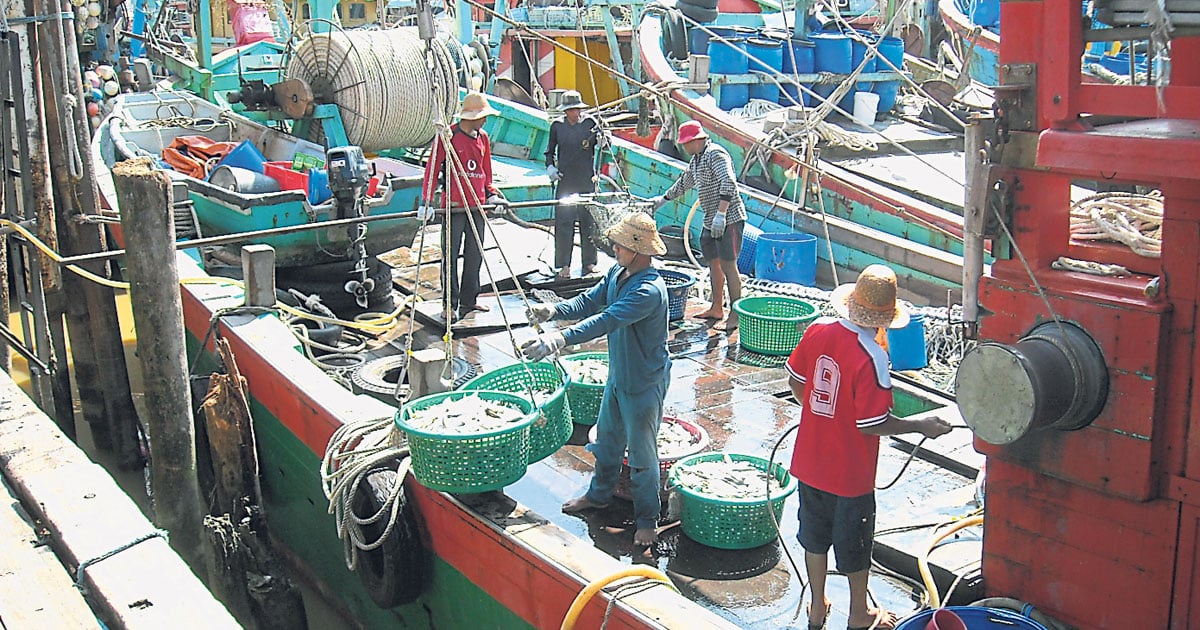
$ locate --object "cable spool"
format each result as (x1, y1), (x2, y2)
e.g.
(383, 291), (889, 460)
(285, 25), (459, 151)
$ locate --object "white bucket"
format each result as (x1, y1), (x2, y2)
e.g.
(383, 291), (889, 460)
(852, 91), (880, 127)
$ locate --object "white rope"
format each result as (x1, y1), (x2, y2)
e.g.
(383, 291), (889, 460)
(1069, 191), (1162, 258)
(321, 415), (412, 570)
(285, 26), (458, 151)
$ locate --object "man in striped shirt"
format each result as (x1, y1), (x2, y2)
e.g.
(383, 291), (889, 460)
(654, 121), (746, 331)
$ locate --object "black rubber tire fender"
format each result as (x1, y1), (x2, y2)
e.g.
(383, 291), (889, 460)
(275, 256), (394, 313)
(677, 1), (719, 25)
(681, 0), (719, 11)
(351, 467), (428, 609)
(661, 9), (689, 60)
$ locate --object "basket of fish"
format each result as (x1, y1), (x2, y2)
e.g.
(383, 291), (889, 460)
(668, 452), (798, 550)
(395, 390), (537, 493)
(461, 361), (573, 464)
(590, 417), (710, 501)
(560, 352), (609, 425)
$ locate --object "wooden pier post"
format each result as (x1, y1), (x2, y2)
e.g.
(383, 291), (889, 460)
(36, 0), (142, 464)
(112, 158), (205, 562)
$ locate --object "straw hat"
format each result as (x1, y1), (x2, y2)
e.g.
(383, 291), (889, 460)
(458, 91), (499, 120)
(830, 264), (910, 329)
(560, 90), (587, 110)
(604, 212), (667, 256)
(677, 120), (708, 145)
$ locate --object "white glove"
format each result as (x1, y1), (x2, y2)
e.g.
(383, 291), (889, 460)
(417, 204), (435, 221)
(526, 303), (556, 325)
(486, 194), (508, 217)
(652, 195), (668, 210)
(710, 212), (726, 239)
(547, 165), (561, 182)
(520, 331), (565, 362)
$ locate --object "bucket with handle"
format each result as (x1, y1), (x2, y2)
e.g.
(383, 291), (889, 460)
(895, 606), (1048, 630)
(852, 91), (880, 127)
(754, 232), (817, 286)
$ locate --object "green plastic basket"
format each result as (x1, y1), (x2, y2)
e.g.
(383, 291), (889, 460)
(461, 361), (573, 463)
(733, 296), (819, 356)
(395, 390), (535, 493)
(668, 452), (798, 550)
(560, 352), (608, 426)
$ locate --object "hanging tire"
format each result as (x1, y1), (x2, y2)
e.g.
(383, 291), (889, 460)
(352, 467), (428, 609)
(677, 1), (719, 25)
(660, 9), (689, 61)
(681, 0), (718, 11)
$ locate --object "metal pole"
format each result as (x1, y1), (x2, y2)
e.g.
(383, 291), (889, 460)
(963, 118), (989, 339)
(113, 157), (204, 563)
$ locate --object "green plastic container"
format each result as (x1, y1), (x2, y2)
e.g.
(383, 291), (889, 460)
(733, 296), (819, 356)
(461, 361), (572, 463)
(395, 390), (535, 493)
(669, 452), (798, 550)
(560, 352), (609, 426)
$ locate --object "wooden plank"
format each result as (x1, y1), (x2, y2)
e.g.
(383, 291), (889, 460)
(0, 478), (100, 629)
(0, 373), (240, 629)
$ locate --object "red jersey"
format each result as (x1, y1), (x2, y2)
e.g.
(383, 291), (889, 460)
(422, 124), (499, 210)
(786, 317), (893, 497)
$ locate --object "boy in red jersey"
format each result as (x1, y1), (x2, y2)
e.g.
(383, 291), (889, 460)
(786, 265), (952, 630)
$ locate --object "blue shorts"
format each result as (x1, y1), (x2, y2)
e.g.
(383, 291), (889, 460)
(795, 481), (876, 574)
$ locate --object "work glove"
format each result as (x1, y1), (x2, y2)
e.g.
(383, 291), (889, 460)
(520, 331), (565, 362)
(651, 195), (668, 210)
(526, 303), (556, 325)
(547, 165), (561, 182)
(486, 194), (508, 217)
(710, 212), (727, 239)
(417, 204), (435, 222)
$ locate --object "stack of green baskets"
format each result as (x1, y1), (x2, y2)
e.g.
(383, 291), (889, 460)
(461, 361), (573, 463)
(394, 390), (536, 493)
(668, 452), (798, 549)
(733, 296), (819, 356)
(560, 352), (608, 425)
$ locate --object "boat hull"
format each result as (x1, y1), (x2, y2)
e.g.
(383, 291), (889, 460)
(938, 0), (1001, 86)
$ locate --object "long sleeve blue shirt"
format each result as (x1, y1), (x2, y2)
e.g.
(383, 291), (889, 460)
(553, 264), (671, 394)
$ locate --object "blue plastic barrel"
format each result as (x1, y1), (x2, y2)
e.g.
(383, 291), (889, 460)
(968, 0), (1000, 27)
(689, 27), (710, 56)
(839, 33), (877, 112)
(738, 222), (762, 275)
(708, 37), (750, 110)
(780, 39), (815, 106)
(895, 607), (1048, 630)
(887, 313), (927, 371)
(745, 37), (784, 102)
(872, 36), (905, 113)
(810, 33), (851, 106)
(754, 232), (817, 286)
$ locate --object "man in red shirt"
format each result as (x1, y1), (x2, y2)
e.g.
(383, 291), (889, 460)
(421, 92), (508, 321)
(786, 265), (951, 630)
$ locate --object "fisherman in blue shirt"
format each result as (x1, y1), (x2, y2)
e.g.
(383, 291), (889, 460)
(521, 212), (672, 546)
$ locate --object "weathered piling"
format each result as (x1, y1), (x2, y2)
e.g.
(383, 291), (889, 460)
(112, 158), (205, 562)
(36, 0), (142, 463)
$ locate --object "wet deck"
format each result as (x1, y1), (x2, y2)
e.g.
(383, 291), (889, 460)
(386, 250), (983, 628)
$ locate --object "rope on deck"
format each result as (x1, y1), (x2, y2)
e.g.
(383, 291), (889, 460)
(1069, 190), (1162, 258)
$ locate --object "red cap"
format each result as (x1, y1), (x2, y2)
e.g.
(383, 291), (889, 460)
(677, 120), (708, 144)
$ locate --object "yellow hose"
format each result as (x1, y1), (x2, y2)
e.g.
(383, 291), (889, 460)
(920, 515), (984, 609)
(560, 565), (676, 630)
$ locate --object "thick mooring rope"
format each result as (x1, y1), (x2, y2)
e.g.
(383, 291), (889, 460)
(286, 26), (458, 151)
(1069, 191), (1162, 258)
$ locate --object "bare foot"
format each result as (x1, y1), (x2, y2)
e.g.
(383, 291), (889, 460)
(633, 527), (657, 546)
(808, 598), (831, 630)
(557, 269), (571, 280)
(582, 265), (597, 275)
(715, 316), (738, 332)
(847, 608), (898, 630)
(467, 303), (491, 312)
(562, 495), (608, 513)
(693, 308), (723, 320)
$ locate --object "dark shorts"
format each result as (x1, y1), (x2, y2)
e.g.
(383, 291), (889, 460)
(700, 219), (744, 263)
(795, 481), (876, 574)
